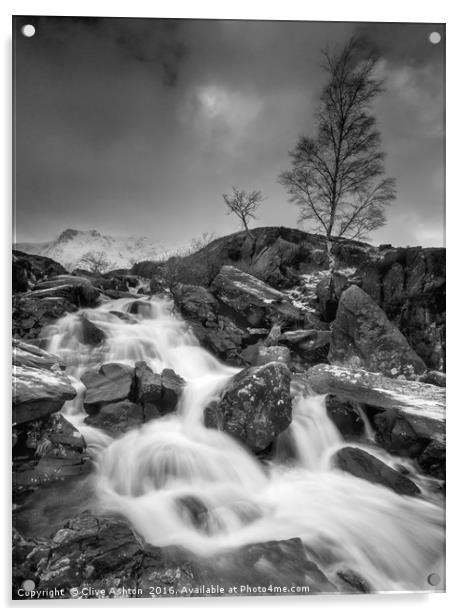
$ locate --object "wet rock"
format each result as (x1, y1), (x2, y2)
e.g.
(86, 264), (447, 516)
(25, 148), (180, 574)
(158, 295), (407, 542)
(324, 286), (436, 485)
(307, 364), (445, 477)
(333, 446), (420, 496)
(174, 284), (219, 323)
(128, 300), (153, 317)
(280, 329), (331, 365)
(205, 362), (292, 453)
(109, 310), (138, 324)
(75, 315), (106, 346)
(336, 569), (372, 593)
(329, 285), (426, 379)
(325, 395), (364, 439)
(81, 363), (135, 414)
(255, 345), (291, 367)
(417, 440), (446, 480)
(84, 401), (144, 436)
(13, 414), (92, 495)
(211, 265), (305, 329)
(134, 361), (185, 417)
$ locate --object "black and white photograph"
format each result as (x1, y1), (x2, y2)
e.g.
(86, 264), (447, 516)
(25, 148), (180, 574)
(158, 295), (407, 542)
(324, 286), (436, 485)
(11, 15), (445, 600)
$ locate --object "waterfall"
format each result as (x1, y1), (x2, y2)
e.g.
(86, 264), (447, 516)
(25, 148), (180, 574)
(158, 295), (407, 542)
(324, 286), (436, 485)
(46, 294), (445, 592)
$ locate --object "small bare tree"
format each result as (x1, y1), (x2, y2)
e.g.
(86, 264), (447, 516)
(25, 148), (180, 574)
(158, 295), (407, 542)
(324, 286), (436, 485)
(222, 186), (265, 238)
(279, 37), (396, 270)
(79, 251), (114, 274)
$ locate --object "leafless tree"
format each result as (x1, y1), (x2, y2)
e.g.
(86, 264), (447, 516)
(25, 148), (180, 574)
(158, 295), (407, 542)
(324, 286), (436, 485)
(222, 186), (265, 237)
(79, 251), (114, 274)
(279, 37), (396, 270)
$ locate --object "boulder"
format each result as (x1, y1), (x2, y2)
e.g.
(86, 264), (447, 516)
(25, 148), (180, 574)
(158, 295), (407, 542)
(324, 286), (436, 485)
(329, 285), (426, 378)
(280, 329), (331, 365)
(28, 275), (101, 307)
(13, 365), (77, 426)
(174, 284), (219, 323)
(211, 266), (305, 329)
(204, 362), (292, 453)
(12, 339), (65, 371)
(354, 247), (445, 370)
(13, 414), (91, 494)
(75, 315), (106, 346)
(134, 361), (185, 417)
(419, 370), (446, 388)
(128, 300), (153, 317)
(333, 446), (420, 496)
(81, 363), (134, 414)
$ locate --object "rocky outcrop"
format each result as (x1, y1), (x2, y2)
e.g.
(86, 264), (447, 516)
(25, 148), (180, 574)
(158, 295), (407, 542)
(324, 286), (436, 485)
(211, 266), (314, 329)
(13, 413), (91, 494)
(329, 285), (426, 379)
(81, 363), (135, 414)
(333, 446), (420, 496)
(27, 275), (101, 307)
(12, 341), (89, 494)
(354, 247), (445, 370)
(12, 514), (337, 598)
(306, 364), (445, 478)
(205, 362), (292, 453)
(13, 250), (67, 293)
(13, 295), (77, 340)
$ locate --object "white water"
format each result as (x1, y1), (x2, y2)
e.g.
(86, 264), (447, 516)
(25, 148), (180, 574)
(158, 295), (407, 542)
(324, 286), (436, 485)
(45, 295), (445, 592)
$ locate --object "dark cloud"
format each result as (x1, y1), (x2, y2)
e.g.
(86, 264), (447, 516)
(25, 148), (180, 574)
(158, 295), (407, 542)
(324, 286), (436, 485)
(13, 18), (445, 248)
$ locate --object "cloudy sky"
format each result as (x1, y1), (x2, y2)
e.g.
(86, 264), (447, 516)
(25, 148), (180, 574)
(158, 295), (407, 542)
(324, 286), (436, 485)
(13, 17), (445, 248)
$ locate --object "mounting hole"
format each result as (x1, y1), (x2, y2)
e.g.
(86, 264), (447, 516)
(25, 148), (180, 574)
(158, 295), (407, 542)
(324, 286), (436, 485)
(427, 573), (441, 586)
(21, 24), (36, 38)
(429, 32), (441, 45)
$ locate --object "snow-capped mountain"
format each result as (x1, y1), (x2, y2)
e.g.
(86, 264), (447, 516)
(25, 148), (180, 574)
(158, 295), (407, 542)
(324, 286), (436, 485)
(15, 229), (166, 272)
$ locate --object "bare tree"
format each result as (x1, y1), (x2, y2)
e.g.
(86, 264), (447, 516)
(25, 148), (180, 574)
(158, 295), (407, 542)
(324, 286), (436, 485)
(222, 186), (265, 237)
(279, 37), (396, 270)
(79, 251), (114, 274)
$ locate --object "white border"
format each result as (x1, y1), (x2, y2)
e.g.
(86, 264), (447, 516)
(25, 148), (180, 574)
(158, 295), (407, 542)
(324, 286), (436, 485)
(2, 2), (462, 614)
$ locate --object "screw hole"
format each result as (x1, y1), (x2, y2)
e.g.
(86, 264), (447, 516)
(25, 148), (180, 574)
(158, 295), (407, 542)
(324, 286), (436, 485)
(429, 32), (441, 45)
(21, 24), (36, 38)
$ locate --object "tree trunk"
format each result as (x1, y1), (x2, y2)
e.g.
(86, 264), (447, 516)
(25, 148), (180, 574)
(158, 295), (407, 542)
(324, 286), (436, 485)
(326, 235), (336, 274)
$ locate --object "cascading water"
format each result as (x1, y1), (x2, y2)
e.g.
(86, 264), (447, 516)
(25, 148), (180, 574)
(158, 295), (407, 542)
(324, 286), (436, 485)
(46, 294), (445, 592)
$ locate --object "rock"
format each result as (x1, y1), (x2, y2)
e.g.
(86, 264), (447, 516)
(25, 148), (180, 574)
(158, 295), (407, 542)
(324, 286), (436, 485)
(329, 285), (426, 378)
(75, 315), (106, 346)
(134, 361), (185, 417)
(255, 345), (291, 367)
(12, 513), (335, 598)
(316, 272), (348, 322)
(13, 365), (77, 426)
(13, 250), (67, 293)
(128, 300), (153, 317)
(109, 310), (138, 324)
(355, 247), (445, 370)
(28, 275), (101, 307)
(307, 364), (445, 477)
(13, 295), (77, 340)
(336, 569), (372, 593)
(174, 284), (219, 323)
(264, 323), (282, 346)
(419, 370), (446, 388)
(12, 339), (65, 371)
(205, 362), (292, 453)
(13, 414), (91, 494)
(81, 363), (135, 413)
(84, 401), (143, 436)
(211, 265), (305, 329)
(417, 440), (446, 479)
(333, 446), (420, 496)
(325, 395), (364, 439)
(280, 329), (331, 365)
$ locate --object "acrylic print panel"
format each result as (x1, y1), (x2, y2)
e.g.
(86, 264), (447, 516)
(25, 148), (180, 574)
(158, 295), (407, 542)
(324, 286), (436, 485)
(12, 16), (445, 600)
